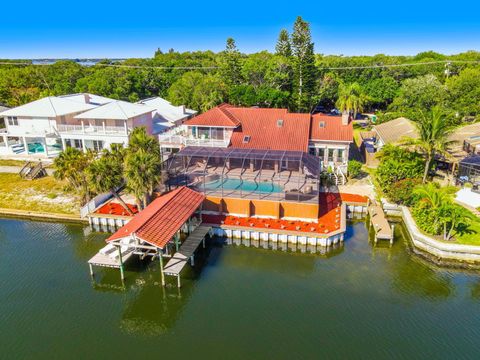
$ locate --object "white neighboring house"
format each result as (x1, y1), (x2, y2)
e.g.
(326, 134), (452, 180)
(136, 97), (197, 134)
(0, 94), (194, 158)
(0, 96), (98, 157)
(63, 100), (156, 152)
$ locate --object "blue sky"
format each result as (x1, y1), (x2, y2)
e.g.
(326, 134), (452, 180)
(1, 0), (479, 58)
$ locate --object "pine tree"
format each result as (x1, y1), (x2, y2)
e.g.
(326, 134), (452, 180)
(219, 37), (243, 86)
(275, 29), (292, 57)
(291, 16), (317, 112)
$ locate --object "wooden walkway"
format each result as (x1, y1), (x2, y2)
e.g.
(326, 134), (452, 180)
(368, 205), (394, 243)
(163, 225), (211, 287)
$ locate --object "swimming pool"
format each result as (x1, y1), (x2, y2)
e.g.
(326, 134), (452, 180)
(202, 178), (283, 193)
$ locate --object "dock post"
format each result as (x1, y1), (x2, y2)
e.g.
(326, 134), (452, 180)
(175, 232), (180, 252)
(190, 255), (195, 266)
(202, 238), (205, 249)
(177, 275), (181, 288)
(88, 263), (94, 277)
(117, 246), (125, 281)
(159, 252), (165, 287)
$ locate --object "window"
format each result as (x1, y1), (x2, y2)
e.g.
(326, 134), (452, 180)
(277, 119), (284, 127)
(115, 120), (124, 128)
(94, 119), (103, 127)
(319, 121), (326, 128)
(7, 116), (18, 126)
(93, 140), (104, 152)
(337, 149), (345, 162)
(74, 139), (82, 149)
(243, 135), (251, 144)
(59, 116), (66, 125)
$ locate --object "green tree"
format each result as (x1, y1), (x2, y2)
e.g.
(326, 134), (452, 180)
(218, 37), (243, 86)
(124, 127), (162, 209)
(336, 82), (369, 117)
(87, 154), (133, 215)
(390, 74), (447, 118)
(446, 67), (480, 120)
(402, 107), (454, 183)
(275, 29), (292, 57)
(168, 72), (226, 112)
(291, 16), (317, 112)
(53, 147), (94, 205)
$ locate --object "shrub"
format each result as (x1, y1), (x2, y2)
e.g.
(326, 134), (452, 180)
(347, 160), (363, 179)
(385, 178), (421, 205)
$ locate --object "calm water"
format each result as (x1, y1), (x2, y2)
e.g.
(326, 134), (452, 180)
(204, 178), (283, 193)
(1, 218), (480, 359)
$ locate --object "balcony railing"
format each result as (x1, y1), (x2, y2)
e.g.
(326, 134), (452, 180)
(57, 124), (128, 135)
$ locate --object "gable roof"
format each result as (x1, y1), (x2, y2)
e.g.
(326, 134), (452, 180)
(137, 97), (197, 123)
(374, 117), (418, 144)
(107, 186), (205, 248)
(74, 100), (155, 120)
(310, 114), (353, 142)
(0, 96), (97, 117)
(59, 93), (115, 106)
(184, 103), (240, 127)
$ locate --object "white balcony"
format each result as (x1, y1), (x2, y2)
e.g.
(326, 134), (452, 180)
(57, 124), (128, 136)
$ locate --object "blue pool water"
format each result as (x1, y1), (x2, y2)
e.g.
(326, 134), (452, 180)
(203, 178), (283, 193)
(28, 142), (44, 153)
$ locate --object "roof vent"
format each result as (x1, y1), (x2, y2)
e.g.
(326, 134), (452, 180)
(243, 135), (251, 143)
(319, 121), (326, 128)
(277, 119), (284, 127)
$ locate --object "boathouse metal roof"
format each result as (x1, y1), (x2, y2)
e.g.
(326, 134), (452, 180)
(107, 186), (205, 248)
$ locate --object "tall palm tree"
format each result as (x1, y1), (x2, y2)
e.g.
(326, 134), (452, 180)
(86, 156), (134, 215)
(403, 106), (454, 183)
(336, 82), (369, 118)
(125, 149), (161, 209)
(53, 147), (94, 204)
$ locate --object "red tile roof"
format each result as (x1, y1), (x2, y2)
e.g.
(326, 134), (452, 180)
(183, 104), (353, 151)
(183, 104), (240, 127)
(310, 114), (353, 142)
(107, 186), (205, 248)
(228, 108), (311, 151)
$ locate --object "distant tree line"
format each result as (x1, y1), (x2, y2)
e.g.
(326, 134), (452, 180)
(1, 16), (480, 123)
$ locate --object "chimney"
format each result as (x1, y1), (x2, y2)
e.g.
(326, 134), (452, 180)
(84, 94), (91, 104)
(342, 111), (349, 126)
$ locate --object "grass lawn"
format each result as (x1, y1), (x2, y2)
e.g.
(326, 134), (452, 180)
(0, 173), (79, 214)
(0, 159), (28, 167)
(454, 210), (480, 246)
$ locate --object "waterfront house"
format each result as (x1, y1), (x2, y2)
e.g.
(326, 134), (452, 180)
(0, 94), (192, 157)
(159, 104), (353, 172)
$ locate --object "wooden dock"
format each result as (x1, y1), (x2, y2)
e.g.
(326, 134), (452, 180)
(368, 205), (394, 244)
(163, 225), (211, 287)
(88, 245), (135, 280)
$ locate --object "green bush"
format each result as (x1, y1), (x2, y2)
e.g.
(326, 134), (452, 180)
(385, 178), (421, 205)
(347, 160), (363, 179)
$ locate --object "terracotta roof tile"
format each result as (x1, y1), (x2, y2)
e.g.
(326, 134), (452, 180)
(107, 186), (205, 248)
(309, 114), (353, 142)
(184, 104), (240, 127)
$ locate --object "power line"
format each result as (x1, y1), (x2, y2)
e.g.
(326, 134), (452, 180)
(0, 59), (479, 71)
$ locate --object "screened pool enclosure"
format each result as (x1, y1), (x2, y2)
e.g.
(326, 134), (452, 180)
(165, 147), (321, 203)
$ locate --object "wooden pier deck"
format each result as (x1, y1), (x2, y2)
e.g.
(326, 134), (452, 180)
(163, 225), (211, 287)
(368, 205), (394, 243)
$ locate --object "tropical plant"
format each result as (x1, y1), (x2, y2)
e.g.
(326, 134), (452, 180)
(53, 147), (94, 204)
(402, 106), (454, 183)
(336, 82), (370, 117)
(413, 183), (469, 240)
(124, 127), (162, 208)
(347, 160), (363, 179)
(86, 155), (133, 215)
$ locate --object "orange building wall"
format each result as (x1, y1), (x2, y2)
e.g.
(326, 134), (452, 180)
(204, 196), (319, 221)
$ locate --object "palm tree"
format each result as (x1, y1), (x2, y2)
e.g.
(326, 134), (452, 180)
(413, 182), (452, 210)
(336, 82), (369, 118)
(125, 149), (161, 209)
(53, 147), (94, 204)
(86, 155), (134, 215)
(403, 106), (454, 183)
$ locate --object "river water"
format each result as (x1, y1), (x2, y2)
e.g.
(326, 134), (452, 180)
(1, 218), (479, 359)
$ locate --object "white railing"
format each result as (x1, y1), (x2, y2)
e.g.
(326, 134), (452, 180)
(57, 124), (127, 135)
(184, 138), (230, 147)
(0, 128), (7, 134)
